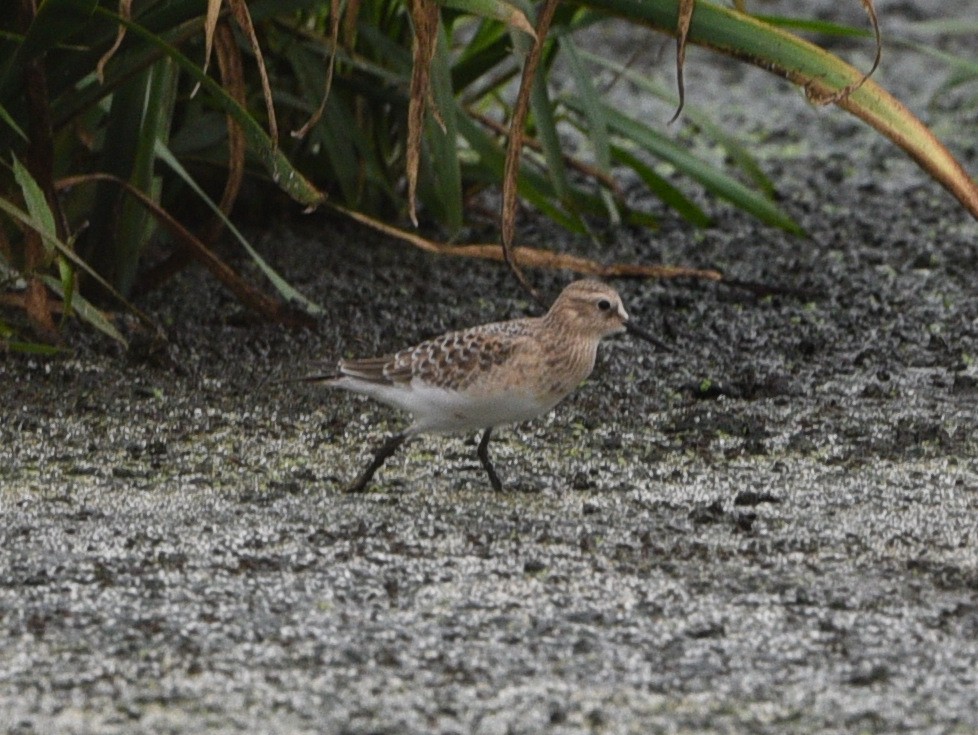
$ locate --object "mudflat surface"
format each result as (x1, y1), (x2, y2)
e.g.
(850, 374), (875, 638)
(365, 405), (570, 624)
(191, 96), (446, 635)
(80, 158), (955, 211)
(3, 4), (978, 734)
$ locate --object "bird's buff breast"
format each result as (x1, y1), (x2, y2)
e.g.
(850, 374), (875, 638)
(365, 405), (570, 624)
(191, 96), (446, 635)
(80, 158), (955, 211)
(477, 338), (594, 400)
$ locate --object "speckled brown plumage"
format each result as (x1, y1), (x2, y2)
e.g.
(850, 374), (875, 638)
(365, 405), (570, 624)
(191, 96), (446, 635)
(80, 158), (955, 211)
(339, 320), (528, 391)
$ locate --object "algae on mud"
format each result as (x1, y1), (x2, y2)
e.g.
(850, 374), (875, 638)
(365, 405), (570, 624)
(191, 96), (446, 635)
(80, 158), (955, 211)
(3, 2), (978, 733)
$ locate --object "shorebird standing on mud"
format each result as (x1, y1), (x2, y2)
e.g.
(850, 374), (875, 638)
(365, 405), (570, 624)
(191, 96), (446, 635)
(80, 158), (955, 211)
(311, 280), (667, 492)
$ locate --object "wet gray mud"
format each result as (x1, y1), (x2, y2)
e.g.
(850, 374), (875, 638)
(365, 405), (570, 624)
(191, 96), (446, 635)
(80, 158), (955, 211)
(3, 3), (978, 734)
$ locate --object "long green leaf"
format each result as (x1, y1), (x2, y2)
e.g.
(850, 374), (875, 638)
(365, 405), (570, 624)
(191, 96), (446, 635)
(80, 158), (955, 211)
(12, 155), (57, 258)
(11, 155), (77, 316)
(283, 43), (362, 206)
(528, 58), (570, 202)
(425, 23), (463, 231)
(115, 58), (178, 295)
(562, 40), (610, 172)
(0, 102), (27, 142)
(561, 37), (618, 222)
(41, 275), (127, 346)
(578, 49), (775, 197)
(458, 108), (657, 233)
(452, 23), (513, 92)
(610, 144), (710, 227)
(0, 171), (124, 345)
(82, 65), (150, 286)
(0, 339), (69, 356)
(94, 7), (324, 209)
(754, 15), (873, 39)
(566, 98), (801, 232)
(909, 19), (978, 36)
(154, 140), (324, 317)
(575, 0), (978, 220)
(0, 193), (149, 337)
(456, 113), (585, 234)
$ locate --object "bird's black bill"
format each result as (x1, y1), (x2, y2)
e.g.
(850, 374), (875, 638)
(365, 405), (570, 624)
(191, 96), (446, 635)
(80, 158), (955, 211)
(625, 321), (672, 352)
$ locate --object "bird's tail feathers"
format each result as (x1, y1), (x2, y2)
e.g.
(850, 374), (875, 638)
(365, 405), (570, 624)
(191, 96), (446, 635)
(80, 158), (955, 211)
(273, 373), (340, 385)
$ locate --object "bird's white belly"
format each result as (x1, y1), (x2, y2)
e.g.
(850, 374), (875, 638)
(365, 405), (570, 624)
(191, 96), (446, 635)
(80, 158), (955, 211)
(365, 380), (555, 433)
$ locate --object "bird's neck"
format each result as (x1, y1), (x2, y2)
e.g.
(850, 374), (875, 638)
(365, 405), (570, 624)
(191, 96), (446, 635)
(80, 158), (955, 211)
(538, 317), (600, 384)
(540, 304), (575, 331)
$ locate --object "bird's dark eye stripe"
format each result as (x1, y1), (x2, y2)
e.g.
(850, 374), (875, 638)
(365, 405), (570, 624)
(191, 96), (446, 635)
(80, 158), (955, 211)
(597, 299), (612, 311)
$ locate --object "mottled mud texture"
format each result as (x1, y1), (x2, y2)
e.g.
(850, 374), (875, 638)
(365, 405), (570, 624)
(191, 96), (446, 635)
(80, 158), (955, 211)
(3, 3), (978, 734)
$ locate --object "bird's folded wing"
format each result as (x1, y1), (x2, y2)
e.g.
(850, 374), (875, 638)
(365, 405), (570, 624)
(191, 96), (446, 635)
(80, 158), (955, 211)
(337, 319), (533, 388)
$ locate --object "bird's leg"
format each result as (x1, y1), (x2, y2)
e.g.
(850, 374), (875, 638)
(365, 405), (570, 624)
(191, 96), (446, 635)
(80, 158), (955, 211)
(346, 432), (407, 492)
(477, 427), (503, 492)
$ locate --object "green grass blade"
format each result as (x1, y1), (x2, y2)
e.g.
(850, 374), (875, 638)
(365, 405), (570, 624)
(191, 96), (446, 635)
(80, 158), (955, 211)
(0, 191), (149, 330)
(909, 19), (978, 36)
(452, 27), (513, 93)
(40, 274), (127, 346)
(425, 23), (463, 231)
(12, 155), (57, 258)
(82, 66), (151, 286)
(154, 140), (324, 317)
(95, 7), (324, 209)
(529, 61), (571, 202)
(116, 58), (178, 295)
(10, 155), (79, 316)
(274, 89), (398, 209)
(582, 100), (801, 233)
(753, 15), (873, 39)
(578, 49), (776, 197)
(456, 112), (586, 234)
(0, 102), (27, 142)
(283, 43), (363, 206)
(561, 39), (610, 172)
(0, 336), (69, 355)
(610, 144), (710, 227)
(355, 23), (414, 71)
(561, 37), (619, 222)
(458, 105), (645, 234)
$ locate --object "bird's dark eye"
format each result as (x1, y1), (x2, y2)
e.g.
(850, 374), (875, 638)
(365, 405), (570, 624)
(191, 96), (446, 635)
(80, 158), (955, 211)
(597, 299), (612, 311)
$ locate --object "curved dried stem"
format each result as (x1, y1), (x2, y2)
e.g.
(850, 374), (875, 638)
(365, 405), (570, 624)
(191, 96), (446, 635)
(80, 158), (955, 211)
(805, 0), (882, 105)
(333, 204), (724, 282)
(96, 0), (132, 83)
(292, 0), (344, 140)
(228, 0), (279, 144)
(669, 0), (694, 123)
(501, 0), (561, 307)
(205, 20), (246, 243)
(406, 0), (441, 227)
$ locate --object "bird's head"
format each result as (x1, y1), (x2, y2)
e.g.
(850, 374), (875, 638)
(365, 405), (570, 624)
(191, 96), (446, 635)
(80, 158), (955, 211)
(547, 279), (670, 350)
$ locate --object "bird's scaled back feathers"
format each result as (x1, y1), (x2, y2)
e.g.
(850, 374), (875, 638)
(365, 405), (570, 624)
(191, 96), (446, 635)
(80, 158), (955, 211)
(337, 319), (531, 390)
(326, 280), (634, 433)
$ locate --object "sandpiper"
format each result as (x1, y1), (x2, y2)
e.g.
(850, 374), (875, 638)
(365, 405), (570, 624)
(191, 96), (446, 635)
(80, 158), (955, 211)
(311, 280), (666, 491)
